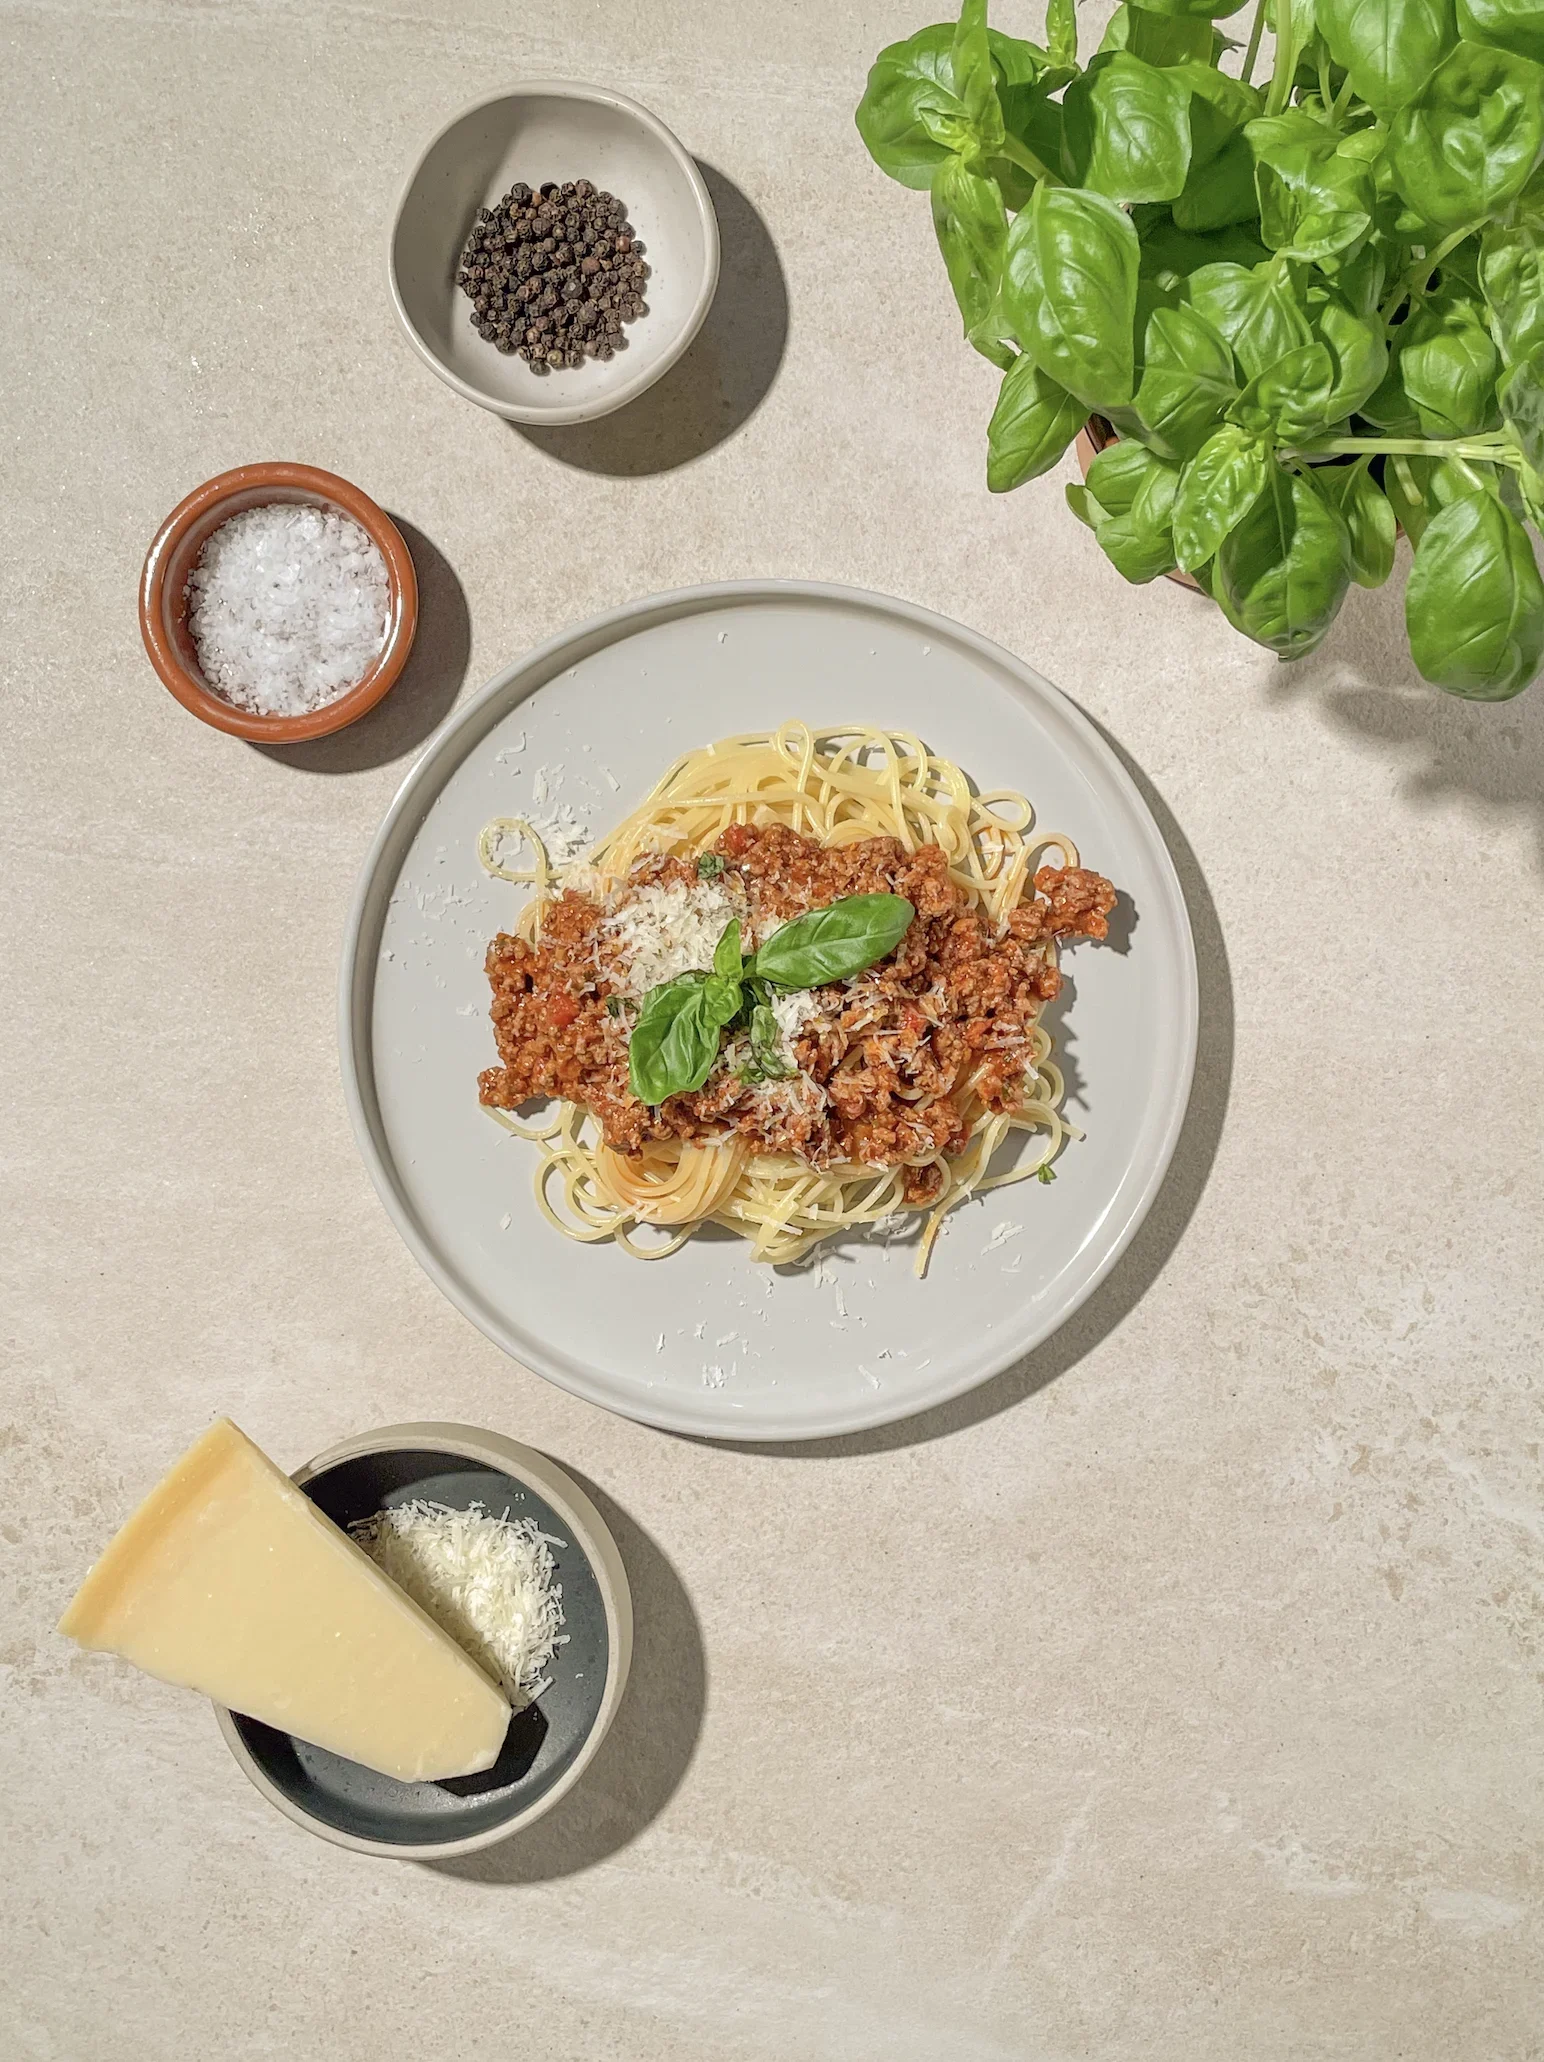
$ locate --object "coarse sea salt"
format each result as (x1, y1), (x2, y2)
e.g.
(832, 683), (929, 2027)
(186, 502), (389, 717)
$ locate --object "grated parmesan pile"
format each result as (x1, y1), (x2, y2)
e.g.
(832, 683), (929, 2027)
(604, 875), (751, 997)
(351, 1499), (567, 1708)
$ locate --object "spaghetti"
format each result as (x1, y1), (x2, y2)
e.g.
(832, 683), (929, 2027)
(475, 723), (1115, 1271)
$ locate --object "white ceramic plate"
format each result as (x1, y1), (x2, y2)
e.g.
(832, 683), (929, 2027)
(340, 582), (1198, 1441)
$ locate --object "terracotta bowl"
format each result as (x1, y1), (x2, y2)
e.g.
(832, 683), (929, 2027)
(139, 463), (419, 742)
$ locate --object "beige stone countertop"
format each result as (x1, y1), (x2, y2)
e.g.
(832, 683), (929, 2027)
(4, 2), (1541, 2056)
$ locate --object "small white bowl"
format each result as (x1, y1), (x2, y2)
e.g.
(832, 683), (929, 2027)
(389, 82), (720, 426)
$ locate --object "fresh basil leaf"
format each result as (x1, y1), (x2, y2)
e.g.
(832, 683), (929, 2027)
(1173, 113), (1260, 233)
(1096, 458), (1183, 581)
(701, 973), (744, 1030)
(1046, 0), (1079, 67)
(1481, 216), (1544, 367)
(696, 852), (726, 879)
(1458, 0), (1544, 68)
(1066, 481), (1101, 527)
(987, 353), (1087, 491)
(1102, 4), (1216, 62)
(747, 1003), (796, 1081)
(628, 976), (721, 1105)
(1125, 0), (1252, 16)
(1406, 489), (1544, 695)
(1304, 281), (1389, 417)
(1136, 303), (1238, 458)
(1138, 217), (1271, 277)
(1086, 437), (1167, 513)
(952, 0), (1007, 157)
(856, 25), (984, 190)
(712, 918), (744, 982)
(1359, 330), (1423, 431)
(1316, 0), (1458, 117)
(1400, 293), (1501, 434)
(1383, 451), (1436, 542)
(1172, 424), (1274, 568)
(1386, 42), (1544, 232)
(1237, 341), (1338, 437)
(1063, 53), (1194, 204)
(1499, 346), (1544, 471)
(932, 155), (1013, 369)
(749, 894), (916, 988)
(1003, 186), (1141, 410)
(1215, 466), (1353, 659)
(1247, 113), (1376, 263)
(1189, 261), (1313, 380)
(1326, 456), (1399, 585)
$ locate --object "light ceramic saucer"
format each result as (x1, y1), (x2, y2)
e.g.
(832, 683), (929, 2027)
(340, 581), (1199, 1442)
(389, 82), (719, 425)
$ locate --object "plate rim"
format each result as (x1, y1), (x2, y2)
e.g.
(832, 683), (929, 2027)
(338, 578), (1201, 1441)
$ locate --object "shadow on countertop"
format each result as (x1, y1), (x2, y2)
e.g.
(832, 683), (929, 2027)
(511, 164), (787, 478)
(702, 726), (1235, 1460)
(250, 516), (470, 774)
(1268, 568), (1544, 866)
(426, 1474), (705, 1884)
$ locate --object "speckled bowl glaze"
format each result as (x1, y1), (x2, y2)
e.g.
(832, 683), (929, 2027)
(139, 462), (419, 742)
(389, 81), (719, 425)
(214, 1423), (633, 1860)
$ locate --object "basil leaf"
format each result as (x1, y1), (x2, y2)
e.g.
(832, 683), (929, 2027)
(1457, 0), (1544, 68)
(1238, 341), (1339, 438)
(1172, 424), (1274, 568)
(1003, 186), (1142, 411)
(1325, 456), (1399, 586)
(1400, 293), (1501, 435)
(953, 0), (1006, 157)
(1499, 346), (1544, 472)
(1063, 53), (1193, 204)
(1316, 0), (1458, 117)
(1406, 489), (1544, 696)
(1136, 302), (1238, 459)
(1189, 261), (1313, 381)
(1304, 281), (1389, 419)
(1383, 451), (1437, 543)
(855, 25), (982, 190)
(748, 1004), (796, 1082)
(931, 155), (1014, 370)
(1102, 5), (1216, 65)
(1386, 43), (1544, 232)
(1087, 436), (1169, 514)
(1046, 0), (1079, 68)
(628, 976), (721, 1105)
(1481, 216), (1544, 367)
(713, 917), (743, 982)
(987, 353), (1087, 491)
(1215, 466), (1353, 660)
(1127, 0), (1252, 16)
(701, 973), (745, 1030)
(1246, 113), (1375, 263)
(696, 852), (726, 879)
(749, 894), (916, 988)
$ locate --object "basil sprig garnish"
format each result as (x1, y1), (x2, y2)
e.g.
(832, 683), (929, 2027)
(626, 891), (914, 1106)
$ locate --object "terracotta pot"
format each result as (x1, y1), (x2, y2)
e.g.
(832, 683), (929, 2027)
(139, 462), (419, 742)
(1074, 417), (1207, 595)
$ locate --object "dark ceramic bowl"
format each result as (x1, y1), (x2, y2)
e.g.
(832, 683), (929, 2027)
(214, 1422), (632, 1858)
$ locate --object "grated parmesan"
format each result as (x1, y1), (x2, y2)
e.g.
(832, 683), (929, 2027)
(605, 876), (748, 997)
(351, 1500), (566, 1708)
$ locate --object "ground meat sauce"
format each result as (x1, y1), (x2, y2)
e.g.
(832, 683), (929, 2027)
(479, 824), (1115, 1200)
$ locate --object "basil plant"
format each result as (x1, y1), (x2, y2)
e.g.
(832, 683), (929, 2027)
(857, 0), (1544, 696)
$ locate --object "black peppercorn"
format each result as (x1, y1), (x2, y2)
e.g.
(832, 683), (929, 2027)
(455, 177), (649, 370)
